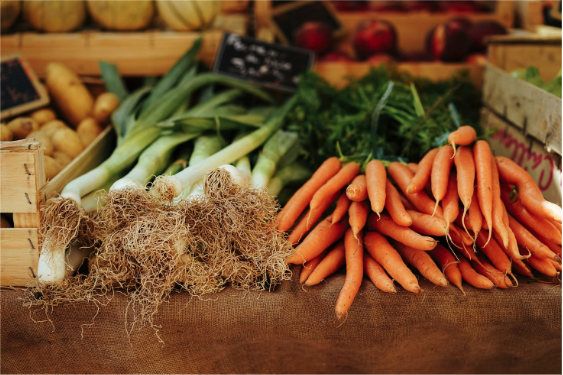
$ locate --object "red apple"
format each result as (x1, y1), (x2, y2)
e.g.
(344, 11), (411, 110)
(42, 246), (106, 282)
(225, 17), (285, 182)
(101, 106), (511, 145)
(428, 19), (470, 62)
(322, 51), (355, 62)
(469, 21), (507, 53)
(295, 22), (334, 55)
(353, 20), (397, 60)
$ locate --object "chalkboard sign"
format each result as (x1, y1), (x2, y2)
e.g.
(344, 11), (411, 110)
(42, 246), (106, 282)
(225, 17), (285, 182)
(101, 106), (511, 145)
(213, 33), (314, 92)
(1, 54), (49, 120)
(270, 1), (343, 45)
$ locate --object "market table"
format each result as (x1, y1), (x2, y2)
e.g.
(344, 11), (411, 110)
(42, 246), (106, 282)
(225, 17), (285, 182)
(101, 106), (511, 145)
(2, 271), (561, 374)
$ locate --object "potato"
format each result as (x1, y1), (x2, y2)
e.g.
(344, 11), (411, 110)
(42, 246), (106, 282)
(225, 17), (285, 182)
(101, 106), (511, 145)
(28, 131), (54, 156)
(45, 62), (94, 127)
(77, 117), (103, 136)
(44, 155), (62, 180)
(41, 120), (68, 137)
(1, 124), (13, 141)
(31, 108), (57, 125)
(78, 132), (98, 147)
(52, 151), (73, 168)
(7, 117), (39, 139)
(0, 214), (11, 228)
(52, 128), (84, 159)
(93, 92), (120, 124)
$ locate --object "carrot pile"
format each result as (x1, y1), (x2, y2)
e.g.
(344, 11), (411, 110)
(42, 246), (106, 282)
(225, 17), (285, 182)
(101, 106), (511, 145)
(278, 127), (562, 319)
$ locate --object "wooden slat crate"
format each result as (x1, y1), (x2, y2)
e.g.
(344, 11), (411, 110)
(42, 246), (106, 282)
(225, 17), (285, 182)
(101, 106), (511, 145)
(0, 126), (115, 286)
(0, 14), (247, 77)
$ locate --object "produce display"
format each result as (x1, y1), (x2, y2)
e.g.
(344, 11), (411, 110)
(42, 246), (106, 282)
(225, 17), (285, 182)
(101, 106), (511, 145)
(511, 66), (562, 98)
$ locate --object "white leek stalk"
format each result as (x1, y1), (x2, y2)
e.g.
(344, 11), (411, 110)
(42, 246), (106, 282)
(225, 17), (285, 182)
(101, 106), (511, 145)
(233, 132), (251, 179)
(251, 130), (298, 188)
(267, 162), (312, 196)
(183, 134), (224, 198)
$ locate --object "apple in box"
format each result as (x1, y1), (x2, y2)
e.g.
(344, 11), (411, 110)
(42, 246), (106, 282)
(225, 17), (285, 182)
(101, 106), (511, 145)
(428, 19), (470, 62)
(295, 22), (334, 55)
(353, 20), (397, 60)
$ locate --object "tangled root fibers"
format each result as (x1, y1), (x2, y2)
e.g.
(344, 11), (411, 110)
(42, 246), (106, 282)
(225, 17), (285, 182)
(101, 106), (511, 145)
(26, 168), (294, 340)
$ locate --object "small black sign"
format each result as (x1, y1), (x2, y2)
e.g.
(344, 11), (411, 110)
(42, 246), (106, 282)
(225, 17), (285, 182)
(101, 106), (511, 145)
(1, 55), (49, 120)
(270, 1), (343, 45)
(213, 33), (314, 92)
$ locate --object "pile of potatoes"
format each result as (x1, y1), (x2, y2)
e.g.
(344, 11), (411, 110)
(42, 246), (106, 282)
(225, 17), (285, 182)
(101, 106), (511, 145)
(0, 62), (120, 180)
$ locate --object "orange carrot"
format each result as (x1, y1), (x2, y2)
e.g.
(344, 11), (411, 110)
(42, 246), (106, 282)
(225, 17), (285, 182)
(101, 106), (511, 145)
(525, 252), (559, 277)
(501, 203), (526, 260)
(431, 146), (456, 215)
(475, 231), (512, 274)
(367, 213), (437, 250)
(496, 156), (562, 223)
(346, 174), (368, 202)
(442, 174), (459, 234)
(332, 192), (351, 225)
(490, 156), (509, 248)
(335, 229), (364, 319)
(399, 193), (416, 211)
(385, 180), (412, 226)
(349, 200), (369, 238)
(454, 146), (475, 234)
(365, 160), (386, 215)
(512, 257), (534, 278)
(278, 157), (341, 231)
(299, 249), (328, 284)
(473, 140), (493, 246)
(468, 191), (483, 240)
(407, 210), (448, 236)
(406, 163), (418, 174)
(304, 241), (346, 286)
(429, 244), (464, 293)
(363, 253), (396, 293)
(448, 125), (477, 157)
(536, 234), (562, 258)
(388, 162), (443, 217)
(395, 243), (448, 287)
(501, 185), (562, 245)
(508, 215), (559, 261)
(450, 224), (474, 247)
(549, 259), (563, 272)
(407, 148), (439, 194)
(472, 254), (513, 288)
(288, 191), (339, 245)
(458, 257), (494, 289)
(310, 162), (360, 213)
(364, 232), (423, 294)
(286, 215), (348, 264)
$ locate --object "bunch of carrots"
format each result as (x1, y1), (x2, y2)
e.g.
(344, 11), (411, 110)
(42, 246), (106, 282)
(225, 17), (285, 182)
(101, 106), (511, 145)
(278, 126), (562, 320)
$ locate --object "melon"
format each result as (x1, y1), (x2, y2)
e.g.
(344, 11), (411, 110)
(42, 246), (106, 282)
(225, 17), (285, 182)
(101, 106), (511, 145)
(87, 0), (154, 31)
(23, 0), (85, 33)
(156, 0), (222, 31)
(1, 0), (20, 32)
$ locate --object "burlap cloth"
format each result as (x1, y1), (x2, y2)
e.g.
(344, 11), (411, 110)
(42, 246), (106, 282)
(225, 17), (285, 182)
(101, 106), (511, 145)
(1, 269), (561, 374)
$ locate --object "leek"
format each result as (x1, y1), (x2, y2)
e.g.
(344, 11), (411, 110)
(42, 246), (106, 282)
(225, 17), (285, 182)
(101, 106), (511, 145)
(99, 61), (128, 102)
(267, 162), (312, 196)
(163, 144), (193, 176)
(233, 131), (251, 178)
(251, 130), (298, 188)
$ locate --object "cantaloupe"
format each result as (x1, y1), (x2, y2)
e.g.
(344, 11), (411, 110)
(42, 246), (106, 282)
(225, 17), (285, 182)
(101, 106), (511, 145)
(23, 0), (85, 33)
(1, 0), (20, 32)
(156, 0), (222, 31)
(87, 0), (154, 31)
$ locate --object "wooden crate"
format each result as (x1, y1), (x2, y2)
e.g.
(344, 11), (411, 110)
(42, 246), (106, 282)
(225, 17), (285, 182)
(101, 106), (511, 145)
(0, 14), (247, 77)
(0, 126), (115, 286)
(255, 1), (514, 53)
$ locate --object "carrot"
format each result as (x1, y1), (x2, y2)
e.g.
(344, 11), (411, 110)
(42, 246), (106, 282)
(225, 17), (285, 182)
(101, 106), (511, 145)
(490, 156), (509, 248)
(278, 157), (341, 231)
(310, 162), (360, 213)
(508, 215), (559, 261)
(458, 257), (494, 289)
(449, 225), (475, 260)
(335, 229), (364, 319)
(286, 215), (348, 264)
(450, 224), (474, 247)
(406, 163), (418, 174)
(475, 231), (512, 274)
(454, 146), (475, 235)
(429, 244), (464, 294)
(363, 253), (396, 293)
(299, 249), (328, 284)
(549, 259), (563, 272)
(430, 146), (454, 216)
(288, 191), (339, 245)
(407, 210), (448, 236)
(385, 180), (412, 226)
(407, 148), (439, 194)
(500, 185), (562, 245)
(467, 191), (483, 240)
(512, 257), (534, 278)
(332, 192), (351, 225)
(473, 140), (493, 245)
(525, 253), (559, 277)
(367, 213), (438, 250)
(472, 254), (513, 288)
(496, 156), (562, 223)
(399, 193), (416, 211)
(395, 243), (448, 287)
(388, 162), (443, 218)
(346, 174), (368, 202)
(363, 232), (423, 294)
(536, 234), (562, 258)
(365, 160), (386, 215)
(448, 125), (477, 157)
(500, 202), (526, 260)
(349, 200), (369, 238)
(304, 241), (346, 286)
(442, 174), (459, 234)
